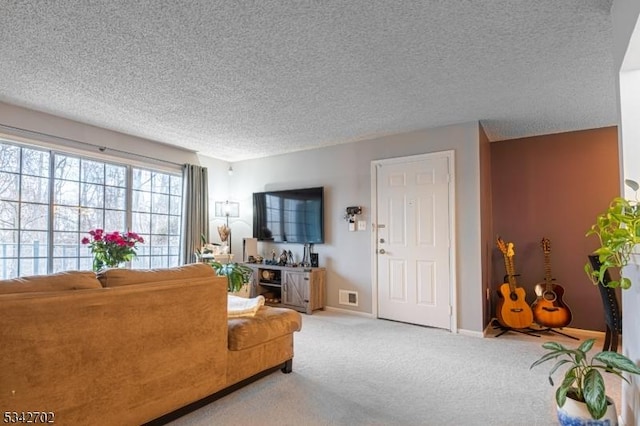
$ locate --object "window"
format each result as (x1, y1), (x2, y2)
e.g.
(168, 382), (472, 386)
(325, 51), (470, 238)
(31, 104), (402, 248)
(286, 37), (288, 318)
(0, 139), (183, 279)
(131, 168), (183, 268)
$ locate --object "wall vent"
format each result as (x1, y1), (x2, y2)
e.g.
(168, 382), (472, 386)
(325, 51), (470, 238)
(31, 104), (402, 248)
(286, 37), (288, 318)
(339, 290), (358, 306)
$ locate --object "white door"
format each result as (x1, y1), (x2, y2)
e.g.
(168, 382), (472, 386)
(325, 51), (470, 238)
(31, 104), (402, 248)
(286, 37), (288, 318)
(374, 152), (454, 330)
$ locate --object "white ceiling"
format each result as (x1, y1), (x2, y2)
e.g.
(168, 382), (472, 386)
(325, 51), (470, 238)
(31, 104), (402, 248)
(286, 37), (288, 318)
(0, 1), (616, 162)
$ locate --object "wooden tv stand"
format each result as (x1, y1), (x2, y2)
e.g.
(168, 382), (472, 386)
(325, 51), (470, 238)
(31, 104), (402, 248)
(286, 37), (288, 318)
(244, 264), (326, 314)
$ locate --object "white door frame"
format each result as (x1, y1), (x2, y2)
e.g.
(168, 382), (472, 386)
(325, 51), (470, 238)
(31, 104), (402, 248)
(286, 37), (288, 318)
(370, 150), (457, 332)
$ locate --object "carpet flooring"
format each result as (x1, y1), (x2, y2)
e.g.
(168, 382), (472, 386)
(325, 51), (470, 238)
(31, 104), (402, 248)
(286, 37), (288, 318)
(169, 310), (620, 426)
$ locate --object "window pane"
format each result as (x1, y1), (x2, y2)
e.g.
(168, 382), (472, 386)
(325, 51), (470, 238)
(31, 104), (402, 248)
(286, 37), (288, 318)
(0, 200), (19, 228)
(52, 257), (80, 273)
(81, 182), (104, 208)
(151, 215), (168, 234)
(150, 233), (167, 249)
(168, 215), (180, 234)
(21, 203), (48, 230)
(169, 235), (180, 255)
(53, 232), (80, 257)
(132, 190), (151, 212)
(150, 256), (166, 268)
(22, 148), (50, 177)
(54, 155), (79, 180)
(19, 257), (47, 276)
(104, 210), (126, 231)
(21, 175), (49, 203)
(132, 255), (150, 269)
(152, 172), (170, 194)
(134, 234), (151, 260)
(80, 208), (104, 231)
(81, 159), (104, 184)
(54, 206), (79, 231)
(169, 195), (181, 215)
(105, 164), (126, 187)
(1, 258), (18, 279)
(0, 230), (18, 256)
(153, 193), (169, 214)
(132, 212), (151, 234)
(0, 172), (19, 201)
(105, 186), (126, 210)
(0, 143), (20, 173)
(19, 231), (48, 257)
(78, 257), (92, 271)
(133, 169), (151, 191)
(54, 180), (79, 205)
(170, 175), (182, 195)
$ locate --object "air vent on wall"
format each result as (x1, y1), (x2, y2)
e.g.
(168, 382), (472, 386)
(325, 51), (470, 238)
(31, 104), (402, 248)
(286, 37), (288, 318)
(339, 290), (358, 307)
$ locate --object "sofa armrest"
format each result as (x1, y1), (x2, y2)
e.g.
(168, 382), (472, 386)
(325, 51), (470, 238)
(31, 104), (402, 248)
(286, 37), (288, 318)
(0, 275), (228, 425)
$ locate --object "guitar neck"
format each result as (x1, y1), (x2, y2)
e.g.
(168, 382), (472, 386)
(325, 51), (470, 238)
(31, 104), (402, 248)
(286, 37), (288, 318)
(506, 255), (517, 289)
(501, 251), (518, 290)
(543, 252), (553, 289)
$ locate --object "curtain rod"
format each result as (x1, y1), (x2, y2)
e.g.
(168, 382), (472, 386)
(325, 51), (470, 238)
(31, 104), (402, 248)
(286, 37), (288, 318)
(0, 123), (187, 168)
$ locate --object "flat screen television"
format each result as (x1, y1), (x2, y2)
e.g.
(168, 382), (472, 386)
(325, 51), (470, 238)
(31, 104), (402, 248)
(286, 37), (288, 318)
(253, 186), (324, 244)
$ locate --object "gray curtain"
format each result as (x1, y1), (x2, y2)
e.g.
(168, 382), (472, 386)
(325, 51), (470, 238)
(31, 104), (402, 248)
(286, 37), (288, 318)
(181, 164), (209, 264)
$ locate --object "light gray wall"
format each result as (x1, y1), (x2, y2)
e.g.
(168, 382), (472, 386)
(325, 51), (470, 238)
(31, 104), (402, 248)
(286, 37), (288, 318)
(612, 1), (640, 423)
(219, 121), (485, 333)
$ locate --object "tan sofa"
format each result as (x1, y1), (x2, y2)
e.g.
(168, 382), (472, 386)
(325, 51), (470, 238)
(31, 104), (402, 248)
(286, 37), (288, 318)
(0, 263), (302, 425)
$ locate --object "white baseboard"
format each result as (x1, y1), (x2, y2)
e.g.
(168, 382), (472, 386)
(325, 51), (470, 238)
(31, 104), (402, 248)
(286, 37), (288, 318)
(458, 328), (484, 338)
(323, 306), (375, 318)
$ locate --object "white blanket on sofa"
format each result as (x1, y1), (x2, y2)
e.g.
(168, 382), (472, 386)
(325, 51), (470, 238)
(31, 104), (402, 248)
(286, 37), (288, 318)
(227, 294), (265, 318)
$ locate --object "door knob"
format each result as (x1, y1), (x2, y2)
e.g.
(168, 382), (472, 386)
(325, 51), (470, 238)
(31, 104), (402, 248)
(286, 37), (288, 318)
(378, 249), (386, 254)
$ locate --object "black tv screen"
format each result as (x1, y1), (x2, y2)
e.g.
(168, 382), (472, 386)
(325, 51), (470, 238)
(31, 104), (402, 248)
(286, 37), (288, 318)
(253, 187), (324, 243)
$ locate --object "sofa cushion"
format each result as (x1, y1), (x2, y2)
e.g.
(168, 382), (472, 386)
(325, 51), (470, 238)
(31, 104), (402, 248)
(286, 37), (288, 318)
(97, 262), (214, 287)
(0, 270), (102, 294)
(227, 306), (302, 351)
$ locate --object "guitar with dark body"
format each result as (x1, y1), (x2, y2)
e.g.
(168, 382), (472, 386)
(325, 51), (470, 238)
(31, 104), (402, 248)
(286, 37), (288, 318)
(496, 237), (534, 329)
(531, 238), (572, 329)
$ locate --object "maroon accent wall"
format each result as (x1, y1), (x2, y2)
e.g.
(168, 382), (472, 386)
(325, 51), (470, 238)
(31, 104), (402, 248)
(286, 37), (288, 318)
(490, 127), (619, 331)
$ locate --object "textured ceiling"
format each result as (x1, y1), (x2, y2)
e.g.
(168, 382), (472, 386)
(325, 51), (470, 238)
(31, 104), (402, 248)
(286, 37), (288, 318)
(0, 1), (616, 162)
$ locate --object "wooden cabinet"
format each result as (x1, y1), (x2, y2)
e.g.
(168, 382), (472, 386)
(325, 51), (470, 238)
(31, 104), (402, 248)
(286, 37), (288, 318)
(246, 264), (325, 314)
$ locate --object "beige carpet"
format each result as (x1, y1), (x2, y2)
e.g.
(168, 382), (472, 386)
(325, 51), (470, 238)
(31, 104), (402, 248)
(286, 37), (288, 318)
(169, 310), (620, 426)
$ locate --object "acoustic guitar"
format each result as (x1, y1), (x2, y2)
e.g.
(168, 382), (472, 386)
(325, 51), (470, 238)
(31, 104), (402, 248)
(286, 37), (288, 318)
(531, 237), (572, 328)
(496, 237), (534, 329)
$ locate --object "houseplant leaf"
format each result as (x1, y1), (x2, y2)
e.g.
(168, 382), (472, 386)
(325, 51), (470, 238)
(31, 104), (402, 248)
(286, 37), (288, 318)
(594, 351), (640, 375)
(583, 369), (606, 419)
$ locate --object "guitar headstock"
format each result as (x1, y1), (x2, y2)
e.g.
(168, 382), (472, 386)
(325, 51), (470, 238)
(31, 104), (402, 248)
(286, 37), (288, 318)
(496, 237), (515, 258)
(541, 237), (551, 254)
(507, 242), (514, 258)
(497, 237), (507, 254)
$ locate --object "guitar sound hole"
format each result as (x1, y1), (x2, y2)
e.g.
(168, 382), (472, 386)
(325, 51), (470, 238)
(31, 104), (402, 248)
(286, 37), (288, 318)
(543, 291), (557, 302)
(542, 307), (559, 312)
(509, 292), (519, 301)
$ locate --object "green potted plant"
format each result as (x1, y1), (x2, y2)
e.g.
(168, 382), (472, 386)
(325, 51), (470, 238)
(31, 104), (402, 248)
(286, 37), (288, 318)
(584, 179), (640, 289)
(206, 260), (253, 294)
(530, 338), (640, 424)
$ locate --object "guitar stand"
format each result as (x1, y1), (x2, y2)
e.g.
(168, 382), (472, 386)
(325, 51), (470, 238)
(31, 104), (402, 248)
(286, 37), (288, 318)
(492, 319), (541, 338)
(535, 327), (579, 341)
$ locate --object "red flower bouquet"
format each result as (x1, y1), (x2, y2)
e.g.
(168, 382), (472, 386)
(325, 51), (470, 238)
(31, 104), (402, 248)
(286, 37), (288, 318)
(82, 229), (145, 271)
